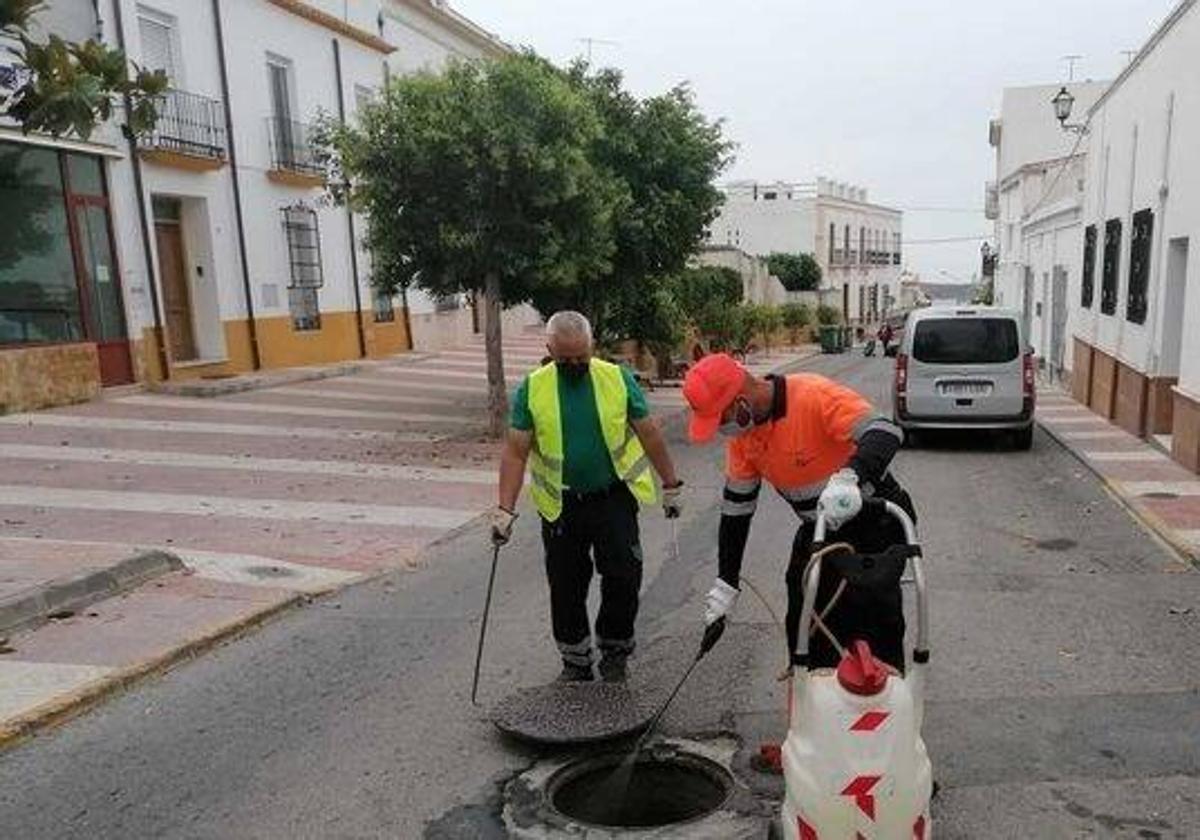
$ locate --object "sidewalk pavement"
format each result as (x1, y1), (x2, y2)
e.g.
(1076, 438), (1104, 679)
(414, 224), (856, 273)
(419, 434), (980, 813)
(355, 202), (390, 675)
(0, 338), (817, 745)
(1037, 386), (1200, 568)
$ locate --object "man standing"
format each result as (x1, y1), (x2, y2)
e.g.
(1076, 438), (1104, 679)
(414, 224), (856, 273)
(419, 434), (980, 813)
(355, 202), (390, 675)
(683, 354), (915, 671)
(491, 312), (684, 683)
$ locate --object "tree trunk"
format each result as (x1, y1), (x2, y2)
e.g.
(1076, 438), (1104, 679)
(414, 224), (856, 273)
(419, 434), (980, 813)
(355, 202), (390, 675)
(483, 272), (507, 439)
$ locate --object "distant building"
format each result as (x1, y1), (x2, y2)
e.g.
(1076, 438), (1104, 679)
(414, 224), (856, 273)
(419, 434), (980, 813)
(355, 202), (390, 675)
(706, 178), (903, 326)
(695, 246), (787, 306)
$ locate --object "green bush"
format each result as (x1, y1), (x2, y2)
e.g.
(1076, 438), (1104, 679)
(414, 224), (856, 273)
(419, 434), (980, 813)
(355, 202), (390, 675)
(780, 302), (811, 344)
(816, 304), (842, 326)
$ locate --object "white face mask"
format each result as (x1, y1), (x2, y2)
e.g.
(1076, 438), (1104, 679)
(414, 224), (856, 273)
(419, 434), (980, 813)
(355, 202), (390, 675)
(718, 397), (754, 438)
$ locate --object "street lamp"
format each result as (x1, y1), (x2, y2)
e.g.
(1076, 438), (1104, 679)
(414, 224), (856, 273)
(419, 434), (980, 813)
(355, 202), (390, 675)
(1051, 86), (1088, 135)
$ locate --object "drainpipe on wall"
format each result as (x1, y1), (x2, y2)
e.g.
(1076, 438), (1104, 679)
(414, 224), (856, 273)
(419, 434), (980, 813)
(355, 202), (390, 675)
(333, 38), (367, 359)
(111, 0), (170, 381)
(1144, 92), (1175, 378)
(380, 54), (414, 353)
(212, 0), (262, 371)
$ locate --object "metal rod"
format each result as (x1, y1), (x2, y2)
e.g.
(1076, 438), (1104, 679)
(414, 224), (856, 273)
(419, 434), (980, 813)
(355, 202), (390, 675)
(470, 544), (501, 706)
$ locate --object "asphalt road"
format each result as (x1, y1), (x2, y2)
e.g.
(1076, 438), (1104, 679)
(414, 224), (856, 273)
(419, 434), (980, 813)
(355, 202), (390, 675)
(2, 353), (1198, 839)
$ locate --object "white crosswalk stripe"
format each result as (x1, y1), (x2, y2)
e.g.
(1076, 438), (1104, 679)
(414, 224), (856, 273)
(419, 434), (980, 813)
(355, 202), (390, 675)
(0, 443), (495, 484)
(114, 394), (475, 425)
(0, 485), (478, 528)
(0, 414), (443, 442)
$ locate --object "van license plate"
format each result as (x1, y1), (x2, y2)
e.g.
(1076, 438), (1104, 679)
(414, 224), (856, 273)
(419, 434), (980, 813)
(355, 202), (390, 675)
(939, 381), (992, 397)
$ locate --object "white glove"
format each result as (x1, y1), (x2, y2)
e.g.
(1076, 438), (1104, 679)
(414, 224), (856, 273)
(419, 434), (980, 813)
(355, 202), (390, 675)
(662, 481), (684, 519)
(489, 506), (517, 546)
(703, 579), (739, 625)
(817, 469), (862, 531)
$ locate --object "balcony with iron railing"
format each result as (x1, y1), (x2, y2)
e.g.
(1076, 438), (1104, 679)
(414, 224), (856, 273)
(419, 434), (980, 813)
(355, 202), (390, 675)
(138, 88), (227, 171)
(266, 117), (325, 187)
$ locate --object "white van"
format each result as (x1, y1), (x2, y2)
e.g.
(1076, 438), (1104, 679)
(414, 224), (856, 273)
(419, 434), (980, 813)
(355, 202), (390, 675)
(892, 306), (1035, 449)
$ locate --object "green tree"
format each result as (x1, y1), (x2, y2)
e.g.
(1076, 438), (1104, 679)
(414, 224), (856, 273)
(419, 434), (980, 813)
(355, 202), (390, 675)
(766, 252), (822, 292)
(816, 304), (842, 326)
(668, 266), (742, 324)
(753, 304), (783, 353)
(317, 53), (620, 436)
(780, 301), (811, 345)
(2, 0), (166, 139)
(559, 64), (733, 344)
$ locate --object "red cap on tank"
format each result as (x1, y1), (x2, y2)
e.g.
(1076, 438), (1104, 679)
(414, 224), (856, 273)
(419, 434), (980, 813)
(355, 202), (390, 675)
(837, 640), (889, 696)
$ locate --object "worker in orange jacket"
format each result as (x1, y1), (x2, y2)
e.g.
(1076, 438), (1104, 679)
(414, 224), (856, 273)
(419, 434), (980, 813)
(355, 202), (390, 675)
(683, 353), (916, 671)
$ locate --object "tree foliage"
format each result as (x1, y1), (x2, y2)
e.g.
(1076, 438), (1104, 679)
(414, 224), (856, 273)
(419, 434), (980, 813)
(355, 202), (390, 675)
(780, 301), (811, 344)
(816, 304), (842, 326)
(766, 252), (822, 292)
(553, 63), (733, 343)
(1, 0), (166, 139)
(316, 53), (622, 435)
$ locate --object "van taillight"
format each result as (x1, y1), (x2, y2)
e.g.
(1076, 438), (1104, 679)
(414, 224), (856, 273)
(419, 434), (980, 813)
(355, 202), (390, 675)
(895, 353), (908, 415)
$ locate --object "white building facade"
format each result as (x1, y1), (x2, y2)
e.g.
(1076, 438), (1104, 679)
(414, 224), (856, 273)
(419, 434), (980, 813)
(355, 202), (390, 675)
(986, 81), (1107, 381)
(1, 0), (519, 412)
(707, 178), (903, 325)
(1068, 0), (1200, 473)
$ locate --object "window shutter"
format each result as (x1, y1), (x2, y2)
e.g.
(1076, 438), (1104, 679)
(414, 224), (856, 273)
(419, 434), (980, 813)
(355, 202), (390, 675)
(139, 16), (175, 83)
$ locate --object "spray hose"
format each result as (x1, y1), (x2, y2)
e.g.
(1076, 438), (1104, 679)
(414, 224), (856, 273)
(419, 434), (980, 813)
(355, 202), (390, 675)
(740, 541), (855, 681)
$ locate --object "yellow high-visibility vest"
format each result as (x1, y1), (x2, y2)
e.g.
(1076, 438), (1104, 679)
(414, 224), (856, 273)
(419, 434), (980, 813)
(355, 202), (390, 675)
(527, 359), (657, 522)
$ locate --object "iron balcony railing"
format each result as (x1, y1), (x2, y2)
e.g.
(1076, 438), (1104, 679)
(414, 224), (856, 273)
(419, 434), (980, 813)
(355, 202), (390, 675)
(143, 88), (227, 160)
(267, 117), (324, 177)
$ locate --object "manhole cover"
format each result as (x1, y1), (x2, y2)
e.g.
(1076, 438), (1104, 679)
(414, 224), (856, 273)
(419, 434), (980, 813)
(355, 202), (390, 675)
(490, 682), (658, 746)
(548, 750), (732, 829)
(1035, 538), (1077, 552)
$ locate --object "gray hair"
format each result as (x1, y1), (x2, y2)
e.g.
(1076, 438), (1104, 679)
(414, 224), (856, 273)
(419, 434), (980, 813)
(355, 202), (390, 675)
(546, 311), (593, 344)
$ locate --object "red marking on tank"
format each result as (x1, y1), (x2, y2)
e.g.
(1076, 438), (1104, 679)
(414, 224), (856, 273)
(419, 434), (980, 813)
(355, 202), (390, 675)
(850, 710), (890, 732)
(841, 774), (882, 820)
(797, 815), (818, 840)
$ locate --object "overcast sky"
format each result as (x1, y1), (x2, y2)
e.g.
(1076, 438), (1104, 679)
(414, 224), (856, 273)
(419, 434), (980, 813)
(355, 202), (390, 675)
(452, 0), (1178, 285)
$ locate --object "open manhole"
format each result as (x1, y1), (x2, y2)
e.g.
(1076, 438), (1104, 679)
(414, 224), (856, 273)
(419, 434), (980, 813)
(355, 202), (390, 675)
(547, 750), (732, 829)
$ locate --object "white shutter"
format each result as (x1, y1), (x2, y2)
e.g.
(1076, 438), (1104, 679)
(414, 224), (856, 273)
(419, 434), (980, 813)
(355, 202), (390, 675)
(138, 15), (176, 83)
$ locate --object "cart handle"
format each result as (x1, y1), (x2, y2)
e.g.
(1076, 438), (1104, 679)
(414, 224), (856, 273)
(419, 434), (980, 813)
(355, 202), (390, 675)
(796, 499), (928, 667)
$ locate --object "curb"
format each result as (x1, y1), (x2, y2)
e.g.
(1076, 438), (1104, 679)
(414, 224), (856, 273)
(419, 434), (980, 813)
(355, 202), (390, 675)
(0, 550), (184, 637)
(0, 592), (306, 751)
(148, 361), (374, 398)
(1037, 418), (1199, 569)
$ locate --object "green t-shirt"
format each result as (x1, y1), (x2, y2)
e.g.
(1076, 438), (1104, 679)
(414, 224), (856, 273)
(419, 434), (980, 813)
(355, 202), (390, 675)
(510, 365), (650, 492)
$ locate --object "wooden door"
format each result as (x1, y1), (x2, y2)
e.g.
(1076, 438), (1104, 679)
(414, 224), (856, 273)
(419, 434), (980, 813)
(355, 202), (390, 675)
(69, 197), (134, 385)
(155, 222), (197, 362)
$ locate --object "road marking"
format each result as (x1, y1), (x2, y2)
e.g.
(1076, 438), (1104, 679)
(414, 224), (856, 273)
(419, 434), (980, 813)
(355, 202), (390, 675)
(0, 444), (495, 485)
(0, 414), (443, 443)
(1118, 481), (1200, 497)
(1059, 430), (1128, 440)
(113, 395), (474, 425)
(1082, 450), (1169, 462)
(347, 375), (496, 395)
(265, 386), (476, 406)
(0, 485), (478, 529)
(176, 549), (362, 592)
(372, 366), (522, 383)
(0, 661), (114, 721)
(1176, 530), (1200, 548)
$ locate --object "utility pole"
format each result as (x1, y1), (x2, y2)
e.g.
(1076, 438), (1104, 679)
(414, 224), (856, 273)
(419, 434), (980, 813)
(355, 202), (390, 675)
(578, 37), (620, 64)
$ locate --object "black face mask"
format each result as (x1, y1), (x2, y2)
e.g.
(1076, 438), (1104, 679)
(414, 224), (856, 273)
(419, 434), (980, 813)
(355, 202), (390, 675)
(556, 360), (590, 380)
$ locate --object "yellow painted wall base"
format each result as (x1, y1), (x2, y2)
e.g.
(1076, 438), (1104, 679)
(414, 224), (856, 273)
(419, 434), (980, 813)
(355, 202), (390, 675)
(133, 309), (412, 384)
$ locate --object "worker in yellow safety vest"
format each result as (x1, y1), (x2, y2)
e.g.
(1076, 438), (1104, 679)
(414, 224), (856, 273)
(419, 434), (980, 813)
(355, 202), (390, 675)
(491, 311), (684, 683)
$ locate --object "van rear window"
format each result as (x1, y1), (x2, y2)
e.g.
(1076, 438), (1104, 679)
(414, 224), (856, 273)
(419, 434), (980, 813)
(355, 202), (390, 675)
(912, 318), (1020, 364)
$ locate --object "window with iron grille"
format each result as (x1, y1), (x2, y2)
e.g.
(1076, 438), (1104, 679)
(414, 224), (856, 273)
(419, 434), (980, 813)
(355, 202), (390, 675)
(1100, 218), (1121, 316)
(282, 206), (322, 330)
(829, 223), (836, 265)
(1081, 224), (1097, 308)
(1126, 209), (1153, 325)
(373, 289), (395, 323)
(288, 287), (320, 331)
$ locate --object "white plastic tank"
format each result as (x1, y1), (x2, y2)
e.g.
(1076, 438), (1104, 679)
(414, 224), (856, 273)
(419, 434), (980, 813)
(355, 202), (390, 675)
(780, 642), (932, 839)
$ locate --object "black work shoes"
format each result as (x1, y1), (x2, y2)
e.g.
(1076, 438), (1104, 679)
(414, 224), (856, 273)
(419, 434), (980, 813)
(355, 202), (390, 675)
(556, 663), (595, 683)
(598, 656), (628, 683)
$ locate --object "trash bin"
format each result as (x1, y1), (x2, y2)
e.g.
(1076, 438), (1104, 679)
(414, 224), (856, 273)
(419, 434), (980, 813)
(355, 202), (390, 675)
(819, 325), (841, 354)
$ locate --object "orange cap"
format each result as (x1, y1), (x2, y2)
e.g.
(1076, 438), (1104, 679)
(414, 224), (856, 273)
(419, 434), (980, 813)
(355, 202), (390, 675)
(683, 353), (746, 443)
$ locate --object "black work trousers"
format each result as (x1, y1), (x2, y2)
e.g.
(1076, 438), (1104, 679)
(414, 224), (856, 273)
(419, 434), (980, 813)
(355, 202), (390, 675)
(541, 484), (643, 668)
(784, 491), (917, 672)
